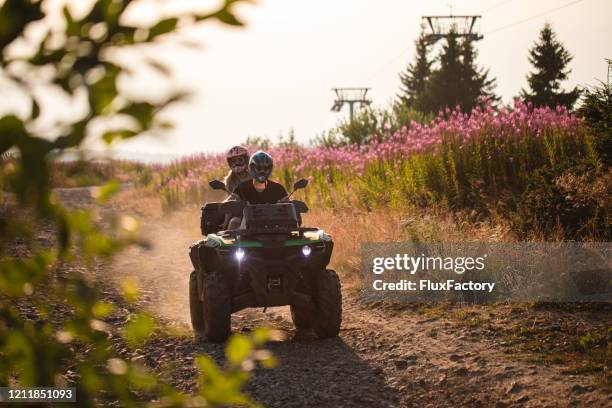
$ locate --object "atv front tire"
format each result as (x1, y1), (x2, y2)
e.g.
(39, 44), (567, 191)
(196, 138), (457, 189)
(189, 271), (206, 338)
(202, 271), (232, 342)
(290, 304), (313, 330)
(313, 269), (342, 339)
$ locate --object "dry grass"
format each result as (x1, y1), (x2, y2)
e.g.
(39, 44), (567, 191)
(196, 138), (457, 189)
(108, 187), (227, 220)
(109, 188), (163, 218)
(304, 205), (515, 287)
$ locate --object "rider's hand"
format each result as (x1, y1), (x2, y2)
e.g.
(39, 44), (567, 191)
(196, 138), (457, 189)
(224, 193), (240, 202)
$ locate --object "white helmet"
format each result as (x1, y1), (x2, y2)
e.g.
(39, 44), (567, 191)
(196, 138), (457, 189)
(226, 145), (249, 175)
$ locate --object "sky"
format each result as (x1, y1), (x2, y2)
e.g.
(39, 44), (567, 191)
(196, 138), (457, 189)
(4, 0), (612, 157)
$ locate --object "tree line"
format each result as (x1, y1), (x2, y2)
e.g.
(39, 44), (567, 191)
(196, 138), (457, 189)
(398, 23), (581, 113)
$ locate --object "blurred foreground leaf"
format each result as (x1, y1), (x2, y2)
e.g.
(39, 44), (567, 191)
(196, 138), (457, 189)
(0, 1), (269, 406)
(124, 313), (155, 347)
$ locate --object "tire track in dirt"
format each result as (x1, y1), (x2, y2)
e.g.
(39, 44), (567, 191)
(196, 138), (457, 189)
(60, 187), (609, 407)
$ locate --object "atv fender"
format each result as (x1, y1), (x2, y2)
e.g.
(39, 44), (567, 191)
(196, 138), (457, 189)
(189, 238), (222, 273)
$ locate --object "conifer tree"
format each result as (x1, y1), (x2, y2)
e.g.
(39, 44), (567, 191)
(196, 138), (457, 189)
(459, 38), (499, 110)
(424, 32), (463, 113)
(422, 33), (498, 114)
(398, 27), (433, 111)
(520, 23), (580, 108)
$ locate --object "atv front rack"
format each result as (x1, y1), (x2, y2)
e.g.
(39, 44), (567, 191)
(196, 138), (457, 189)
(219, 226), (319, 239)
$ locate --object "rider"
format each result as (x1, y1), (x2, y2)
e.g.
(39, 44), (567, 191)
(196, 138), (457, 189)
(227, 151), (288, 229)
(233, 151), (288, 203)
(223, 145), (251, 194)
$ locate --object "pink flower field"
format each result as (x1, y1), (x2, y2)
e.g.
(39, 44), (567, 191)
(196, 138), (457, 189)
(153, 100), (590, 211)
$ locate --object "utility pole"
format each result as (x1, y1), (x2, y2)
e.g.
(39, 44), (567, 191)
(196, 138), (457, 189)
(606, 58), (611, 87)
(330, 88), (372, 122)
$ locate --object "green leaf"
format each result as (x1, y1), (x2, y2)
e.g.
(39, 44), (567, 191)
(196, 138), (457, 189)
(119, 102), (155, 130)
(214, 9), (243, 26)
(259, 353), (278, 369)
(226, 334), (253, 366)
(92, 301), (115, 318)
(128, 364), (157, 390)
(102, 129), (138, 144)
(121, 278), (139, 303)
(0, 115), (26, 153)
(0, 251), (53, 296)
(31, 98), (40, 119)
(62, 5), (79, 36)
(125, 313), (155, 346)
(251, 327), (274, 345)
(195, 355), (223, 382)
(148, 18), (178, 40)
(0, 0), (44, 50)
(90, 71), (118, 115)
(92, 180), (121, 203)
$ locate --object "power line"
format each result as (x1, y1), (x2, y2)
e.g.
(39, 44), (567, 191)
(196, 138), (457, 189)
(480, 0), (515, 14)
(485, 0), (589, 35)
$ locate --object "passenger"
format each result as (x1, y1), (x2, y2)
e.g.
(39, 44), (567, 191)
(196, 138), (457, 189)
(223, 145), (251, 194)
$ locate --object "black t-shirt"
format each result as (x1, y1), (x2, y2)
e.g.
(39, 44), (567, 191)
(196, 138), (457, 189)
(233, 180), (288, 204)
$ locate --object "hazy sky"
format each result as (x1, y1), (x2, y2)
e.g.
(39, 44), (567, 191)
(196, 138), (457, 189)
(5, 0), (612, 156)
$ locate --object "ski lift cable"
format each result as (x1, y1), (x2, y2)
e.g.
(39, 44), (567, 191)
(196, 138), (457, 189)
(479, 0), (516, 14)
(485, 0), (589, 35)
(363, 46), (413, 84)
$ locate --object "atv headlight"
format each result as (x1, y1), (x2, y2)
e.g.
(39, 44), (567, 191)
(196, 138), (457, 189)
(301, 245), (312, 257)
(235, 247), (245, 262)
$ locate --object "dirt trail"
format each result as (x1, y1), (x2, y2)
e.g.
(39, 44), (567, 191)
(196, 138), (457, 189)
(61, 187), (611, 407)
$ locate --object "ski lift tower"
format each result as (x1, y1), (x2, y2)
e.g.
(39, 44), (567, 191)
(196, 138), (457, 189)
(422, 3), (483, 44)
(330, 88), (372, 122)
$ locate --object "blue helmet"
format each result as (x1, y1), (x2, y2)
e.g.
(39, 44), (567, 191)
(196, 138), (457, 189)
(248, 151), (273, 183)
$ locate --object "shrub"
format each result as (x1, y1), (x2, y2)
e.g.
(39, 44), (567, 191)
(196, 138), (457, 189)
(316, 104), (433, 147)
(577, 82), (612, 166)
(513, 163), (611, 240)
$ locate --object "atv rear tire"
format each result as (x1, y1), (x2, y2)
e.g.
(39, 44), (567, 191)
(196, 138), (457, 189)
(203, 271), (232, 342)
(290, 304), (313, 330)
(312, 269), (342, 339)
(189, 271), (206, 338)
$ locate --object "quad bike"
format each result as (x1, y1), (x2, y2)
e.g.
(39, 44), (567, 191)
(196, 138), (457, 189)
(188, 178), (342, 342)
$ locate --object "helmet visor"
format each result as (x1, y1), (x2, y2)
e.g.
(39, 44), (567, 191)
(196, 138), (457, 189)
(228, 155), (247, 168)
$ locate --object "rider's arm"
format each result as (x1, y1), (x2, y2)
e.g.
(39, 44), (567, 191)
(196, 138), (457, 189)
(277, 183), (289, 202)
(223, 192), (241, 202)
(223, 184), (242, 202)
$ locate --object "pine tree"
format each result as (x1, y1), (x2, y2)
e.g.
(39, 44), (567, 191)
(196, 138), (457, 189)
(520, 23), (580, 109)
(423, 32), (464, 113)
(397, 27), (433, 111)
(421, 33), (498, 114)
(459, 38), (499, 110)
